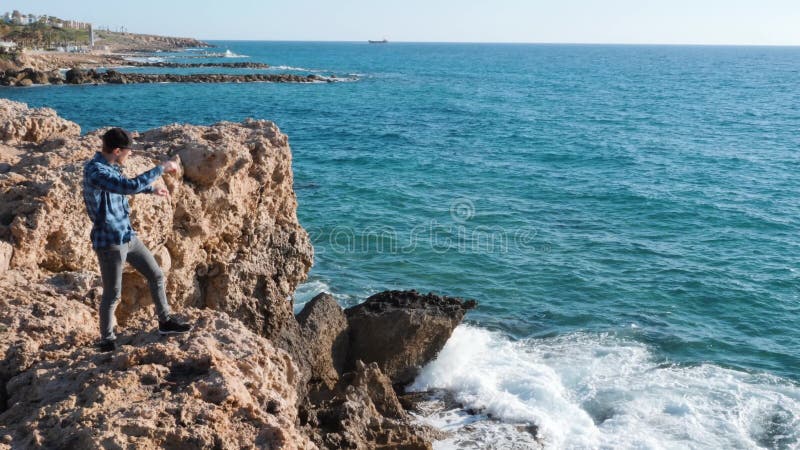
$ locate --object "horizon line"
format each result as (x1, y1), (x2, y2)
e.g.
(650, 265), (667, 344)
(196, 38), (800, 48)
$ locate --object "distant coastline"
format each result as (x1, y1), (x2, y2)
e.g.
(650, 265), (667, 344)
(0, 19), (362, 87)
(0, 10), (211, 73)
(1, 30), (210, 73)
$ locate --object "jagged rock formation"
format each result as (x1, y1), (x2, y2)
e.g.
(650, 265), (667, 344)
(0, 99), (313, 342)
(0, 274), (312, 449)
(0, 68), (341, 87)
(295, 291), (476, 448)
(346, 290), (477, 385)
(297, 293), (349, 390)
(0, 99), (476, 449)
(301, 361), (444, 449)
(0, 68), (63, 87)
(0, 99), (80, 144)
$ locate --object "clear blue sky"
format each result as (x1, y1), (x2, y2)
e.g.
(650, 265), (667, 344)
(8, 0), (800, 45)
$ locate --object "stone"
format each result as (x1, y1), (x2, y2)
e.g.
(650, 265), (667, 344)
(274, 316), (315, 404)
(1, 66), (353, 87)
(0, 99), (477, 449)
(345, 290), (477, 385)
(64, 68), (89, 84)
(0, 241), (10, 274)
(0, 100), (313, 342)
(302, 361), (443, 449)
(0, 99), (80, 143)
(297, 292), (349, 388)
(0, 281), (313, 449)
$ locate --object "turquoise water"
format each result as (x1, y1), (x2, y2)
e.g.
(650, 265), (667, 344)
(5, 42), (800, 447)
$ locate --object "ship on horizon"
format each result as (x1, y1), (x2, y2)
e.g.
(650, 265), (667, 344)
(368, 39), (388, 44)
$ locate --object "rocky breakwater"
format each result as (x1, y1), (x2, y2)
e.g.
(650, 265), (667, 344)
(0, 68), (338, 86)
(72, 68), (332, 84)
(0, 68), (64, 87)
(0, 99), (477, 449)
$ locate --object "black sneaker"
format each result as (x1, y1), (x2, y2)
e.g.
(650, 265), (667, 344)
(96, 339), (116, 352)
(158, 316), (192, 335)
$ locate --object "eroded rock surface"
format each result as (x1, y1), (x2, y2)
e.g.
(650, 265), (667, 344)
(0, 99), (80, 144)
(297, 293), (349, 389)
(296, 290), (477, 448)
(301, 360), (443, 449)
(0, 279), (312, 449)
(0, 100), (476, 449)
(345, 290), (477, 385)
(2, 68), (340, 87)
(0, 99), (313, 341)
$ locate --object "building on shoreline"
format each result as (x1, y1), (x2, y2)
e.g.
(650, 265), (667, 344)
(1, 11), (92, 51)
(2, 11), (91, 30)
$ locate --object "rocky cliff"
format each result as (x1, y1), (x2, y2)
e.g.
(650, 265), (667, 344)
(0, 99), (313, 340)
(0, 99), (475, 449)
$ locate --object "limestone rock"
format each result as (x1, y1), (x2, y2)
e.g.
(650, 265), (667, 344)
(0, 100), (313, 341)
(0, 99), (80, 144)
(0, 241), (10, 274)
(0, 273), (98, 414)
(0, 100), (476, 449)
(345, 290), (477, 385)
(303, 361), (442, 449)
(297, 292), (349, 389)
(274, 316), (315, 404)
(0, 280), (313, 449)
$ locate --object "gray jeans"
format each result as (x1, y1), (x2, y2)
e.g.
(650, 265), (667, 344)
(95, 235), (171, 340)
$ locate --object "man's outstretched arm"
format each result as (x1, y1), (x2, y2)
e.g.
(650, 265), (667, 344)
(87, 160), (178, 195)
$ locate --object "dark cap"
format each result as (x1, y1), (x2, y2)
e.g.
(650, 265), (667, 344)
(102, 127), (132, 152)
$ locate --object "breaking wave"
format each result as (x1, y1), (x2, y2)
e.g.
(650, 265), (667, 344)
(410, 325), (800, 449)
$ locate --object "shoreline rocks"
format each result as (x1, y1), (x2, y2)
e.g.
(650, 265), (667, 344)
(295, 290), (476, 448)
(0, 99), (314, 340)
(0, 283), (312, 449)
(0, 68), (64, 87)
(1, 67), (338, 86)
(346, 290), (477, 385)
(0, 99), (476, 449)
(0, 100), (80, 144)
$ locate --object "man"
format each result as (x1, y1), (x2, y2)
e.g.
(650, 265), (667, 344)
(83, 127), (191, 352)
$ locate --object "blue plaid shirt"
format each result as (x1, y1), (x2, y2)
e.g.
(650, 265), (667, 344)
(82, 152), (164, 249)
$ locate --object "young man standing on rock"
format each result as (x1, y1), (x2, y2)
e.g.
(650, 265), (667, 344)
(83, 127), (191, 352)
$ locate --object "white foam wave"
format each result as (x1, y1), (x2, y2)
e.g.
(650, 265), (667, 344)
(312, 75), (359, 83)
(270, 65), (321, 72)
(410, 325), (800, 449)
(191, 50), (249, 58)
(223, 49), (248, 58)
(292, 278), (333, 313)
(123, 56), (166, 63)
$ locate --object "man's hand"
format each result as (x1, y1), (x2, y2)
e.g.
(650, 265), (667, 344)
(154, 187), (170, 197)
(161, 156), (180, 174)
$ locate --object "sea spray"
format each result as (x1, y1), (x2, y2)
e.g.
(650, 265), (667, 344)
(410, 325), (800, 449)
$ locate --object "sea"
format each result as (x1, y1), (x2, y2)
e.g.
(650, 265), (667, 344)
(3, 41), (800, 449)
